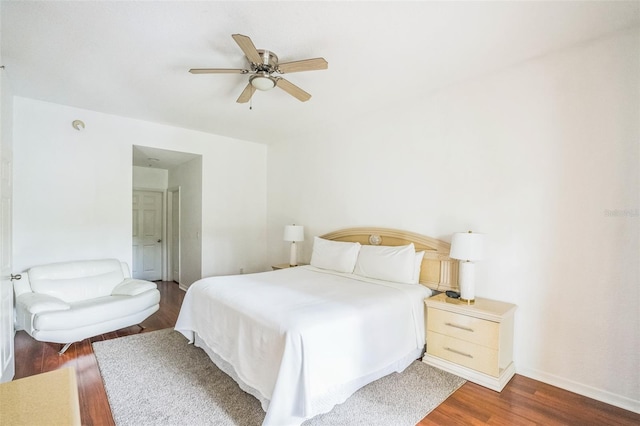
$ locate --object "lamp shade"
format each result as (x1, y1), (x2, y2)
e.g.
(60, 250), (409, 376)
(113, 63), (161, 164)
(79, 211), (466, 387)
(284, 225), (304, 242)
(450, 231), (485, 262)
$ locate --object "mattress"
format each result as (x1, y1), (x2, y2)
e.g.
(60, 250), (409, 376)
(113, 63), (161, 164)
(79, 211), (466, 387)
(175, 265), (431, 425)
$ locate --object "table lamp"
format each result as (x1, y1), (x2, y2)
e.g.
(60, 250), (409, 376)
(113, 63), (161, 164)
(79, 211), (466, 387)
(450, 231), (485, 304)
(284, 225), (304, 266)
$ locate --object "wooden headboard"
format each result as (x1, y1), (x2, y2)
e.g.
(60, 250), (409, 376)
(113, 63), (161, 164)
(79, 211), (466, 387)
(320, 227), (459, 292)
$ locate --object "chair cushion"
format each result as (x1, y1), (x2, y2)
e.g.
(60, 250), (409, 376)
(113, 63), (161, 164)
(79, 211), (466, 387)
(33, 290), (161, 331)
(111, 279), (157, 296)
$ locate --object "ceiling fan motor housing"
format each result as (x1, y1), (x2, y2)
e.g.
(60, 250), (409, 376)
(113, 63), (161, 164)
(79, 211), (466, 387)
(254, 49), (279, 73)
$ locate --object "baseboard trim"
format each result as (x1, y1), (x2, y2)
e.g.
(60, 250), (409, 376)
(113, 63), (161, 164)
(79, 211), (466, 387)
(517, 366), (640, 414)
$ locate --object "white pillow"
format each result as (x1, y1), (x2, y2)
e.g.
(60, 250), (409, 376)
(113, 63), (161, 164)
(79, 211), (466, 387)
(413, 251), (425, 284)
(354, 243), (416, 284)
(310, 237), (361, 273)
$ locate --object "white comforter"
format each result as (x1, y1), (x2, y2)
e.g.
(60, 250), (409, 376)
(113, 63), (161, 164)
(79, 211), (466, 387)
(175, 265), (431, 426)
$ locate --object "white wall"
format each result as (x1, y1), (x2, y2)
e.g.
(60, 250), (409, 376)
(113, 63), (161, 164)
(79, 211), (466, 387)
(267, 28), (639, 411)
(13, 98), (267, 287)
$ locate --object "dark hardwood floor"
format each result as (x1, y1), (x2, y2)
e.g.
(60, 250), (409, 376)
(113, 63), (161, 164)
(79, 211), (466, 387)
(13, 281), (639, 425)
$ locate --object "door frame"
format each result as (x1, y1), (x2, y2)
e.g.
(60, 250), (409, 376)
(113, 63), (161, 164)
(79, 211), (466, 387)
(0, 71), (14, 382)
(167, 186), (180, 284)
(0, 153), (13, 383)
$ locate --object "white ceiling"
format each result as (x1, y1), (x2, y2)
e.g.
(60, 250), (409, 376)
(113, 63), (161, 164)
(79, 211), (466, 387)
(3, 1), (639, 145)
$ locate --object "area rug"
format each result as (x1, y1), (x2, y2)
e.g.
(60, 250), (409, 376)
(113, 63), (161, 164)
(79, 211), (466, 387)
(92, 329), (465, 426)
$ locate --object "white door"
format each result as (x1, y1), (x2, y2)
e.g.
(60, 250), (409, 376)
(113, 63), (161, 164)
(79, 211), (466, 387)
(132, 190), (163, 281)
(0, 110), (14, 382)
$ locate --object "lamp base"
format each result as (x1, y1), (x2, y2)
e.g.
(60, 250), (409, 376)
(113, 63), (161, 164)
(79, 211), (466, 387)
(459, 297), (475, 305)
(458, 261), (476, 303)
(289, 241), (298, 267)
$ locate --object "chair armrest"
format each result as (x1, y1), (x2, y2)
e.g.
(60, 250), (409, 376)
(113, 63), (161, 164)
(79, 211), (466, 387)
(16, 293), (71, 314)
(119, 261), (132, 279)
(111, 278), (157, 296)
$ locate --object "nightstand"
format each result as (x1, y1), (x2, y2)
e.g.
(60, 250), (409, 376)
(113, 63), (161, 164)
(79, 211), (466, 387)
(422, 292), (516, 392)
(271, 263), (306, 270)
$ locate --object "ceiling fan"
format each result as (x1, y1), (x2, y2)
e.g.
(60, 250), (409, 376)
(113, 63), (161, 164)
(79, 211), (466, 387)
(189, 34), (328, 103)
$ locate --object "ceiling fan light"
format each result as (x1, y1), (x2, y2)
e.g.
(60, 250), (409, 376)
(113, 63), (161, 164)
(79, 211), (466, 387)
(250, 74), (276, 91)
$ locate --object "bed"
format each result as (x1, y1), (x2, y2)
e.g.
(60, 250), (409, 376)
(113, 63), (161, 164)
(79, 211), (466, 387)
(175, 227), (458, 426)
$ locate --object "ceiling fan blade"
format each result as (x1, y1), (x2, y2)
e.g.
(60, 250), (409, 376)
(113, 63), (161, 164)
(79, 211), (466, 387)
(276, 78), (311, 102)
(189, 68), (249, 74)
(232, 34), (262, 65)
(236, 82), (256, 103)
(277, 58), (328, 74)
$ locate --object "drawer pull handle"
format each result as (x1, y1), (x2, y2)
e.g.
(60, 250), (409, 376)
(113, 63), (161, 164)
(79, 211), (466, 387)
(445, 322), (474, 332)
(444, 347), (474, 358)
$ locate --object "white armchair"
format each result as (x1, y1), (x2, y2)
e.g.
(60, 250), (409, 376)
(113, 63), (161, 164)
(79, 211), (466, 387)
(14, 259), (160, 354)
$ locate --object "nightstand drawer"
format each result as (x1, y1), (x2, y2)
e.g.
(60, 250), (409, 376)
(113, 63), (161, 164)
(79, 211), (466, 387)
(428, 307), (499, 349)
(427, 331), (499, 376)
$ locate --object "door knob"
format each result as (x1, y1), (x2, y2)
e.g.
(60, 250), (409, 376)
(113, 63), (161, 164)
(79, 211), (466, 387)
(157, 239), (162, 243)
(11, 274), (22, 281)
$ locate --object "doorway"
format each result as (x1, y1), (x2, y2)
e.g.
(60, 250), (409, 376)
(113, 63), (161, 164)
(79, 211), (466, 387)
(132, 146), (202, 286)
